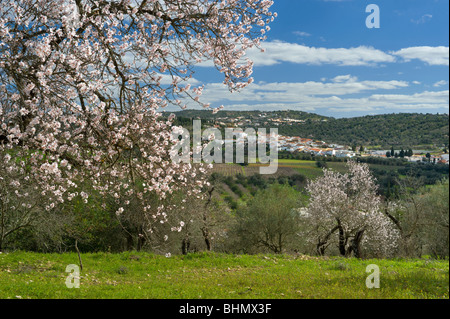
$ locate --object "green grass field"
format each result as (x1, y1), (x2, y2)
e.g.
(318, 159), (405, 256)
(0, 252), (448, 299)
(246, 160), (325, 179)
(275, 160), (340, 179)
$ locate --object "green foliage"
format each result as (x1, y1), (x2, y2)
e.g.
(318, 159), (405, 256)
(315, 161), (328, 169)
(233, 184), (301, 254)
(411, 180), (449, 258)
(275, 156), (449, 198)
(391, 179), (449, 258)
(277, 113), (449, 148)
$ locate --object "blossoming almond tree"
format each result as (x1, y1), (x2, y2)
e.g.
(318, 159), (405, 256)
(0, 0), (275, 247)
(305, 161), (400, 258)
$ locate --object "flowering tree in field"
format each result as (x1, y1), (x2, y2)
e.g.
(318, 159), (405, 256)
(304, 161), (399, 258)
(0, 0), (275, 248)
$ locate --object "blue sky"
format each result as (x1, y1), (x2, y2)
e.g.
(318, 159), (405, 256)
(175, 0), (449, 118)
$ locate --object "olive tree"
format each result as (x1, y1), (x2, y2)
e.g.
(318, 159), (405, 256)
(234, 183), (300, 254)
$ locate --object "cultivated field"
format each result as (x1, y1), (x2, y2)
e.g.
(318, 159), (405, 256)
(211, 160), (407, 180)
(211, 163), (301, 178)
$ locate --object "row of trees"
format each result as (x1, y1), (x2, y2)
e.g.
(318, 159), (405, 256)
(3, 158), (447, 259)
(231, 163), (448, 259)
(278, 150), (410, 166)
(386, 147), (414, 158)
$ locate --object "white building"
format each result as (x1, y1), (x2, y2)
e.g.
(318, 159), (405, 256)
(336, 150), (355, 158)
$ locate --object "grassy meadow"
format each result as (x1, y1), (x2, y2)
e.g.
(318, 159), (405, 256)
(0, 251), (448, 299)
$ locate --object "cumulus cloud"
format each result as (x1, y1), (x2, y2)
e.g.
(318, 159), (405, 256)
(172, 75), (448, 115)
(195, 41), (449, 67)
(293, 31), (312, 37)
(210, 90), (449, 115)
(198, 76), (409, 104)
(196, 41), (448, 68)
(243, 41), (396, 66)
(433, 80), (449, 87)
(411, 14), (433, 24)
(392, 46), (449, 66)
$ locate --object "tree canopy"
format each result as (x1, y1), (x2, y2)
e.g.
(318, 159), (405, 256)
(0, 0), (275, 240)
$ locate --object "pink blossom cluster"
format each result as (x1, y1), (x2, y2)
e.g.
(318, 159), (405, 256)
(0, 0), (275, 228)
(305, 161), (400, 257)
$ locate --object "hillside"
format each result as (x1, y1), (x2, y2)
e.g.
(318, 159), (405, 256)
(171, 109), (328, 121)
(277, 113), (449, 149)
(170, 111), (449, 149)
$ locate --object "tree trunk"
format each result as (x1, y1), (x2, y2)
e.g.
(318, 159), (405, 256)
(75, 239), (83, 271)
(136, 236), (146, 252)
(316, 244), (327, 256)
(338, 225), (346, 256)
(201, 227), (212, 251)
(278, 233), (283, 254)
(136, 227), (146, 251)
(347, 229), (365, 258)
(201, 186), (215, 252)
(181, 235), (190, 255)
(125, 233), (134, 251)
(316, 225), (339, 256)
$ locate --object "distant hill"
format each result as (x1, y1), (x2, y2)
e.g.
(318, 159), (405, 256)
(169, 110), (449, 149)
(276, 113), (449, 149)
(171, 109), (328, 121)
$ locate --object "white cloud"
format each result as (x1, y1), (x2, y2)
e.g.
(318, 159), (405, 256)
(433, 80), (449, 87)
(243, 41), (396, 66)
(332, 75), (357, 83)
(198, 76), (409, 105)
(174, 75), (448, 115)
(411, 14), (433, 24)
(194, 41), (449, 68)
(215, 90), (449, 114)
(157, 73), (200, 86)
(392, 46), (449, 66)
(293, 31), (311, 37)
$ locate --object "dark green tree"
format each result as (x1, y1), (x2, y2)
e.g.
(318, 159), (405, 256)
(234, 184), (300, 254)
